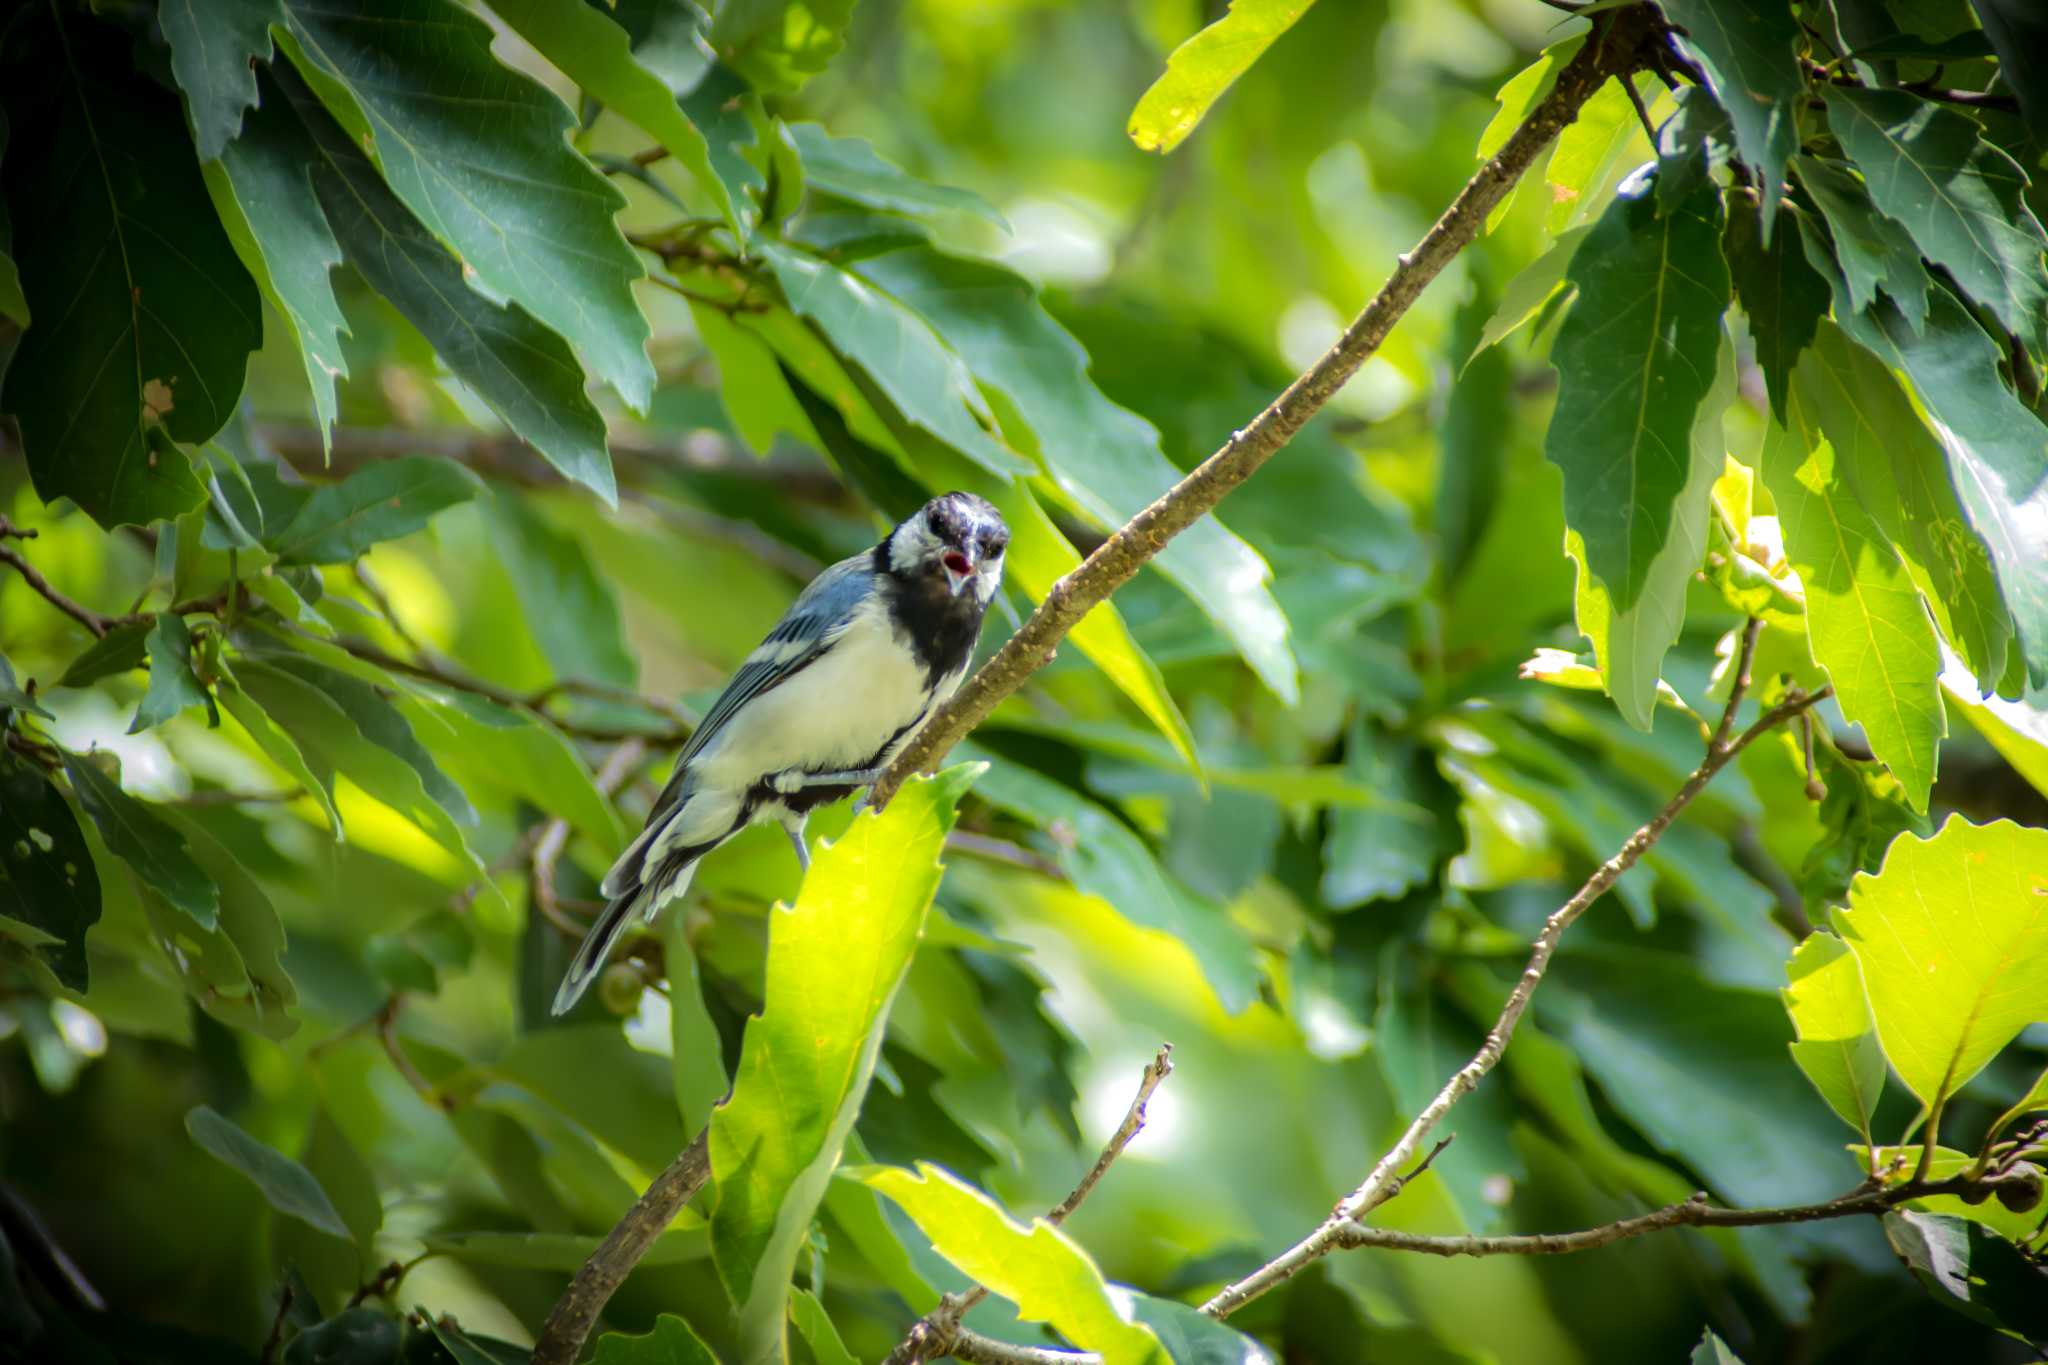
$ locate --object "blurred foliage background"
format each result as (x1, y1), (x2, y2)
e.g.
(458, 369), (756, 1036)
(1, 0), (2046, 1362)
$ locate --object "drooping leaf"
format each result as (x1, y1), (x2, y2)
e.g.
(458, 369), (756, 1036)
(1970, 0), (2048, 139)
(856, 1163), (1167, 1365)
(55, 620), (152, 690)
(129, 613), (216, 733)
(1781, 931), (1885, 1138)
(1825, 86), (2048, 348)
(1691, 1328), (1748, 1365)
(590, 1313), (719, 1365)
(1792, 321), (2010, 686)
(266, 458), (480, 565)
(1884, 1211), (2048, 1339)
(282, 1309), (397, 1365)
(787, 1289), (856, 1365)
(1793, 155), (1930, 331)
(1472, 225), (1587, 356)
(708, 766), (980, 1363)
(1547, 172), (1731, 612)
(215, 676), (341, 836)
(139, 812), (298, 1038)
(62, 755), (218, 931)
(709, 0), (856, 95)
(186, 1105), (352, 1241)
(1659, 0), (1802, 237)
(159, 0), (281, 160)
(1321, 723), (1455, 908)
(1655, 84), (1729, 217)
(786, 124), (1004, 227)
(1568, 326), (1735, 730)
(1832, 816), (2048, 1112)
(1544, 76), (1646, 235)
(852, 245), (1298, 702)
(271, 67), (617, 502)
(1128, 1293), (1275, 1365)
(1761, 409), (1944, 810)
(479, 489), (638, 690)
(487, 0), (736, 233)
(0, 756), (101, 990)
(0, 11), (261, 529)
(275, 0), (653, 411)
(1127, 0), (1318, 154)
(417, 694), (623, 856)
(1724, 197), (1830, 420)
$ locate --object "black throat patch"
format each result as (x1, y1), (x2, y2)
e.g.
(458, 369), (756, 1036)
(874, 541), (987, 687)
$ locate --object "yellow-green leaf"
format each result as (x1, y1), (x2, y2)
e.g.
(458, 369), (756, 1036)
(1128, 0), (1318, 154)
(855, 1163), (1167, 1365)
(709, 765), (981, 1364)
(1832, 817), (2048, 1112)
(1782, 931), (1884, 1138)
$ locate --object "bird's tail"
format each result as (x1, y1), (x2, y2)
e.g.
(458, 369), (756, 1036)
(550, 859), (700, 1015)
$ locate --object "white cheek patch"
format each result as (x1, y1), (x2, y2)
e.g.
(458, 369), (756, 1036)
(974, 552), (1005, 604)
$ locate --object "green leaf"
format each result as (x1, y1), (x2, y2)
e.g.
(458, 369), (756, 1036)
(0, 114), (24, 326)
(755, 241), (1029, 481)
(216, 676), (341, 836)
(415, 694), (622, 856)
(185, 1105), (351, 1241)
(1691, 1328), (1748, 1365)
(270, 67), (617, 502)
(0, 756), (101, 990)
(856, 1163), (1167, 1365)
(1832, 816), (2048, 1112)
(62, 755), (218, 932)
(497, 1024), (686, 1174)
(590, 1313), (719, 1365)
(419, 1226), (707, 1271)
(479, 489), (638, 690)
(1781, 931), (1885, 1137)
(1321, 722), (1455, 908)
(1472, 225), (1587, 356)
(710, 0), (856, 95)
(146, 812), (298, 1037)
(1793, 155), (1929, 331)
(1884, 1211), (2048, 1340)
(275, 0), (653, 411)
(708, 765), (980, 1363)
(1544, 76), (1645, 235)
(1761, 408), (1945, 810)
(852, 245), (1297, 702)
(966, 752), (1261, 1013)
(1568, 325), (1735, 730)
(1658, 0), (1801, 237)
(1724, 197), (1830, 420)
(0, 652), (50, 721)
(1825, 86), (2048, 348)
(56, 620), (152, 690)
(129, 613), (216, 733)
(486, 0), (736, 233)
(1971, 0), (2048, 140)
(1792, 321), (2010, 686)
(0, 13), (261, 529)
(282, 1309), (397, 1365)
(787, 1289), (856, 1365)
(1655, 84), (1729, 217)
(159, 0), (279, 160)
(1943, 679), (2048, 804)
(1127, 0), (1318, 153)
(1547, 173), (1731, 612)
(787, 124), (1004, 227)
(1127, 1293), (1275, 1365)
(267, 458), (479, 565)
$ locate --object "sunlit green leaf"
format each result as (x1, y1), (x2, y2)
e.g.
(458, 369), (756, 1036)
(1832, 816), (2048, 1112)
(1781, 931), (1884, 1137)
(710, 0), (856, 95)
(1659, 0), (1801, 238)
(1128, 0), (1318, 154)
(709, 765), (979, 1362)
(856, 1162), (1167, 1365)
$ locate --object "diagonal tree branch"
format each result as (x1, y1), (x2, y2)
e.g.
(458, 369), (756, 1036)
(868, 3), (1671, 812)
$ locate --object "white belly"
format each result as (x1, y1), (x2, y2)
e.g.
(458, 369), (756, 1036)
(692, 595), (934, 787)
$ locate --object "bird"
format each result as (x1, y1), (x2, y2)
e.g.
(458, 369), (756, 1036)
(551, 491), (1009, 1015)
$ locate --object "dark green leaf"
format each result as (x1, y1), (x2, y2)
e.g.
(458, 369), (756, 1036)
(1970, 0), (2048, 139)
(271, 67), (616, 502)
(276, 0), (652, 411)
(479, 489), (637, 689)
(268, 457), (479, 565)
(160, 0), (280, 160)
(0, 113), (23, 327)
(1546, 174), (1730, 611)
(1321, 724), (1456, 908)
(63, 755), (219, 931)
(282, 1309), (398, 1365)
(417, 1228), (708, 1272)
(0, 651), (50, 720)
(1128, 1293), (1276, 1364)
(1659, 0), (1802, 237)
(1795, 748), (1929, 933)
(589, 1314), (718, 1365)
(1825, 86), (2048, 347)
(1725, 198), (1830, 420)
(0, 755), (101, 989)
(1793, 155), (1930, 331)
(1438, 279), (1512, 585)
(787, 124), (1004, 226)
(709, 0), (855, 95)
(1884, 1211), (2048, 1339)
(57, 620), (152, 689)
(130, 613), (215, 733)
(129, 813), (298, 1038)
(0, 13), (261, 528)
(186, 1105), (352, 1241)
(215, 676), (341, 835)
(423, 1319), (528, 1365)
(1655, 84), (1729, 218)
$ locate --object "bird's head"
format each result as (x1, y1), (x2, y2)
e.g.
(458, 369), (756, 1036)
(887, 493), (1008, 603)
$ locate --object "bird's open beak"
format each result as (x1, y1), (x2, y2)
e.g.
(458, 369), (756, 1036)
(942, 550), (975, 597)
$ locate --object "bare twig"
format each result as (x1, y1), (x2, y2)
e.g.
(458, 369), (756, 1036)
(867, 3), (1667, 811)
(0, 538), (112, 637)
(885, 1046), (1177, 1365)
(376, 995), (452, 1112)
(529, 740), (647, 940)
(258, 1281), (294, 1365)
(1199, 659), (1831, 1318)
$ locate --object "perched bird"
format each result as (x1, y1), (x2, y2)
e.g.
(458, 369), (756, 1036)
(551, 492), (1009, 1014)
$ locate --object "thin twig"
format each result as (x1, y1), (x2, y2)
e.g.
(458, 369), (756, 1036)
(885, 1047), (1176, 1365)
(867, 2), (1668, 811)
(376, 995), (452, 1112)
(1199, 672), (1832, 1317)
(529, 740), (647, 940)
(945, 830), (1066, 881)
(0, 540), (112, 637)
(258, 1281), (294, 1365)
